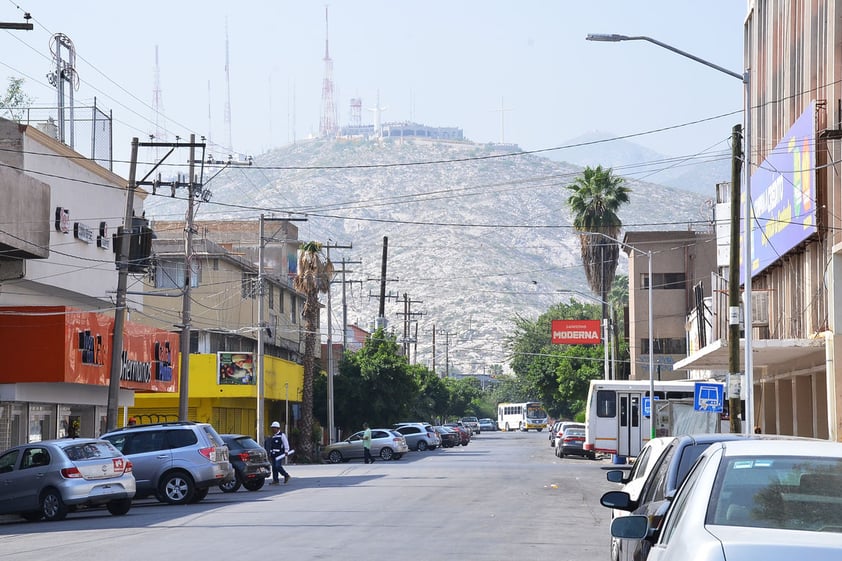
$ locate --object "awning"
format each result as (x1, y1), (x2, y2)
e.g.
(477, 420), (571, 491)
(673, 337), (826, 371)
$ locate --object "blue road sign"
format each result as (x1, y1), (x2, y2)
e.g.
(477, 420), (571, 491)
(694, 382), (724, 412)
(642, 396), (660, 417)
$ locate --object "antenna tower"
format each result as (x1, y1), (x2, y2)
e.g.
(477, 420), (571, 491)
(319, 6), (337, 138)
(152, 45), (166, 159)
(224, 17), (233, 155)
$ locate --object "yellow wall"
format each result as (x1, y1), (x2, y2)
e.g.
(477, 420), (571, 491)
(124, 353), (303, 437)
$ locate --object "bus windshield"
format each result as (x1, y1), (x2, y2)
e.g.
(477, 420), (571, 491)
(526, 406), (546, 419)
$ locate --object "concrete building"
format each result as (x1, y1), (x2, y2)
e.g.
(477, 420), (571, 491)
(675, 1), (840, 440)
(0, 117), (180, 447)
(622, 231), (717, 382)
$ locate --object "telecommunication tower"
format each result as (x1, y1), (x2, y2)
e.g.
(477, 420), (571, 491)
(319, 6), (338, 138)
(224, 18), (233, 155)
(151, 45), (166, 160)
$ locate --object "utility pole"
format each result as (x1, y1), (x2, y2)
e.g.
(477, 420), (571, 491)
(333, 257), (362, 351)
(377, 236), (388, 328)
(324, 241), (351, 444)
(395, 293), (424, 358)
(178, 135), (197, 421)
(728, 124), (743, 434)
(106, 138), (139, 432)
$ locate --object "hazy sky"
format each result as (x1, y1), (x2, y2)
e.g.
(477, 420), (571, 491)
(0, 1), (747, 173)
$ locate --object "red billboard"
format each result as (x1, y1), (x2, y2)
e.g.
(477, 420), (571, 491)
(551, 319), (602, 345)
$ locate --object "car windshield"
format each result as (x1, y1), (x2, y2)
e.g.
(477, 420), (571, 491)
(708, 455), (842, 532)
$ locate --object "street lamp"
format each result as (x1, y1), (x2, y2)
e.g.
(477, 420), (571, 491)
(557, 289), (614, 381)
(586, 33), (753, 436)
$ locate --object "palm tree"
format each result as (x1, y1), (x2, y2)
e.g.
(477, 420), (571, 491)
(566, 165), (630, 365)
(293, 241), (333, 462)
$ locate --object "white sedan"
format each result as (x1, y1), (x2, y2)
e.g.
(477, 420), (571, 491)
(610, 438), (842, 561)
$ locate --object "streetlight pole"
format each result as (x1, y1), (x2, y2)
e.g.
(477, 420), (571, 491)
(586, 33), (753, 436)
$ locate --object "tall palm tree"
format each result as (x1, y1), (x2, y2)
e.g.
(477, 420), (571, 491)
(566, 165), (631, 366)
(293, 241), (333, 462)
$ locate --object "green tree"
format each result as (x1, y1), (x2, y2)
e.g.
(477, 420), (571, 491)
(566, 165), (631, 336)
(0, 77), (32, 121)
(505, 300), (604, 419)
(293, 241), (333, 462)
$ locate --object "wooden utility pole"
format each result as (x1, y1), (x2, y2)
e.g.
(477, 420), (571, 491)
(728, 124), (743, 434)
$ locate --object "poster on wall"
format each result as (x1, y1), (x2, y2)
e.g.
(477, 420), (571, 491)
(218, 352), (255, 385)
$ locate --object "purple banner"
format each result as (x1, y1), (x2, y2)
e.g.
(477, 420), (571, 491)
(742, 102), (817, 282)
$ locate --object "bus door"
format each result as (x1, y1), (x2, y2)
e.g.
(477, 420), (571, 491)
(617, 392), (643, 457)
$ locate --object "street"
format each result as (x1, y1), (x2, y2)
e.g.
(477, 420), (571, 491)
(0, 430), (616, 561)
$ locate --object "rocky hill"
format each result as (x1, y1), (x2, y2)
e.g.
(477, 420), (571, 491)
(144, 138), (711, 374)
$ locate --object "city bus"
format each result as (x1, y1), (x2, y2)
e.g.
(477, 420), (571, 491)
(583, 379), (717, 458)
(497, 401), (548, 432)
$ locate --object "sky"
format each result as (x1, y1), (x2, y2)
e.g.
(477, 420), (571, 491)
(0, 1), (748, 176)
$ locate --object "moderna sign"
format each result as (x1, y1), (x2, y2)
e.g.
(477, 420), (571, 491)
(551, 319), (601, 345)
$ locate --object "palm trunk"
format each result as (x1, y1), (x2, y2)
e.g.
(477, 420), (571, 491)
(299, 291), (319, 462)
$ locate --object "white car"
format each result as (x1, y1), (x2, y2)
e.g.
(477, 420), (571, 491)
(605, 437), (672, 561)
(610, 438), (842, 561)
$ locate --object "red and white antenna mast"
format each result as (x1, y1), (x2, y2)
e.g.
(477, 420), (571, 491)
(319, 6), (337, 138)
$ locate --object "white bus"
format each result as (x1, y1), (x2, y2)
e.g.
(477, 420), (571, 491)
(583, 379), (712, 458)
(497, 401), (548, 432)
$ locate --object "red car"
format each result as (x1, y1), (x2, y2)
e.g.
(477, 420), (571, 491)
(443, 423), (471, 446)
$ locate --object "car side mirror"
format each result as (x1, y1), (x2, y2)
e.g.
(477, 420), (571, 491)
(610, 515), (649, 539)
(600, 490), (634, 511)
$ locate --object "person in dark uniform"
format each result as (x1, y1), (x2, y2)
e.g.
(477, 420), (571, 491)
(264, 421), (291, 484)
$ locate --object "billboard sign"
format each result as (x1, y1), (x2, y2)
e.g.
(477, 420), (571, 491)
(551, 319), (601, 345)
(742, 102), (817, 282)
(218, 352), (255, 385)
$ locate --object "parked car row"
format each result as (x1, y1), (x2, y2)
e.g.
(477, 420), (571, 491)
(601, 433), (842, 561)
(547, 420), (594, 460)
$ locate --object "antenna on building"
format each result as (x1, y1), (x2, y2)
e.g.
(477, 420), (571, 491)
(47, 33), (79, 147)
(319, 5), (337, 138)
(224, 17), (233, 155)
(152, 45), (166, 160)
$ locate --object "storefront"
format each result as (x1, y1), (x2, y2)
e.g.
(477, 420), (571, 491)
(0, 306), (179, 448)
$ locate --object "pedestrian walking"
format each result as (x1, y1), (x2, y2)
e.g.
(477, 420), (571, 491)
(264, 421), (291, 484)
(363, 422), (375, 464)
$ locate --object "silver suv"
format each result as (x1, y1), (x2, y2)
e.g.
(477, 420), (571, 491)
(101, 421), (233, 505)
(460, 416), (481, 435)
(393, 423), (440, 451)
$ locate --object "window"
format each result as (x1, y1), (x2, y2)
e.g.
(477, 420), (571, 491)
(268, 285), (274, 310)
(596, 390), (617, 418)
(290, 297), (297, 324)
(279, 291), (285, 313)
(155, 260), (200, 289)
(641, 272), (686, 290)
(642, 338), (687, 355)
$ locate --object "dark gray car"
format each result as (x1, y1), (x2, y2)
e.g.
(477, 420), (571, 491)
(102, 421), (233, 505)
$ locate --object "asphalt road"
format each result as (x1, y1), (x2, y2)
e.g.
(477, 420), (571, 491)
(0, 430), (619, 561)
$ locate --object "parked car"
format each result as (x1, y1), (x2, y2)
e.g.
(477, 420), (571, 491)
(394, 423), (440, 451)
(610, 438), (842, 561)
(478, 418), (496, 432)
(553, 421), (585, 450)
(443, 423), (471, 446)
(557, 427), (594, 459)
(101, 421), (233, 505)
(321, 428), (409, 463)
(605, 437), (673, 561)
(549, 420), (563, 446)
(0, 438), (136, 522)
(599, 433), (750, 561)
(434, 426), (461, 448)
(218, 434), (271, 492)
(460, 416), (481, 434)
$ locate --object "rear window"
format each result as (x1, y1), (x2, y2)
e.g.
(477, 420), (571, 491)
(227, 436), (261, 450)
(199, 424), (226, 447)
(62, 441), (121, 461)
(398, 427), (420, 435)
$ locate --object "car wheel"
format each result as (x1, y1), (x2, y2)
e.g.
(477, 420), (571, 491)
(380, 447), (394, 461)
(589, 453), (597, 461)
(219, 475), (242, 493)
(158, 471), (195, 505)
(417, 440), (428, 451)
(189, 487), (209, 503)
(20, 511), (41, 522)
(328, 450), (343, 464)
(107, 498), (132, 516)
(41, 489), (68, 521)
(504, 423), (510, 431)
(243, 478), (265, 491)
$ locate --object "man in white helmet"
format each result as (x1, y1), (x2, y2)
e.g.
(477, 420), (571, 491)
(264, 421), (291, 484)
